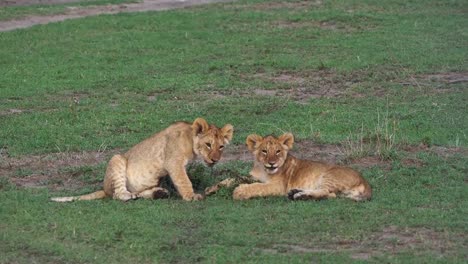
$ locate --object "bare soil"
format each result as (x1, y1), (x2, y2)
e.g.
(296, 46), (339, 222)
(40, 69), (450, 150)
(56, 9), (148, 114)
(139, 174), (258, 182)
(227, 70), (468, 103)
(259, 225), (463, 260)
(201, 69), (376, 104)
(251, 70), (368, 103)
(0, 0), (233, 32)
(272, 70), (468, 101)
(0, 149), (121, 190)
(1, 141), (464, 191)
(246, 0), (322, 10)
(1, 0), (85, 6)
(272, 19), (371, 33)
(402, 72), (468, 87)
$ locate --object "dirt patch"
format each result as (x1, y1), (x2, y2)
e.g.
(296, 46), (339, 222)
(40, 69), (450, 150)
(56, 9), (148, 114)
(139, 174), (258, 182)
(399, 71), (468, 93)
(0, 107), (61, 116)
(202, 70), (464, 102)
(402, 144), (467, 158)
(401, 158), (425, 168)
(247, 0), (322, 11)
(0, 150), (120, 190)
(258, 225), (462, 259)
(244, 70), (375, 103)
(362, 226), (459, 258)
(0, 108), (27, 116)
(235, 70), (467, 103)
(273, 20), (363, 33)
(0, 0), (234, 32)
(1, 141), (465, 190)
(420, 72), (468, 85)
(350, 156), (392, 170)
(1, 0), (84, 7)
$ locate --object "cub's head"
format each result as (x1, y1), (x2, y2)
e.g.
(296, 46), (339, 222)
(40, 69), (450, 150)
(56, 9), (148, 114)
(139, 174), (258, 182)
(192, 118), (234, 167)
(246, 133), (294, 174)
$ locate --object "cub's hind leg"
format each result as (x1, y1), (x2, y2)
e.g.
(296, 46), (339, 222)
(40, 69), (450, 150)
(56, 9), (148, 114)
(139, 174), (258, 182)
(342, 183), (372, 201)
(136, 187), (170, 200)
(288, 189), (336, 201)
(104, 154), (137, 201)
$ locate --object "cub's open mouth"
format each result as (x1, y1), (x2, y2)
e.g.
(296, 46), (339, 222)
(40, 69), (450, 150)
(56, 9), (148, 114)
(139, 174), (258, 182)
(264, 165), (278, 171)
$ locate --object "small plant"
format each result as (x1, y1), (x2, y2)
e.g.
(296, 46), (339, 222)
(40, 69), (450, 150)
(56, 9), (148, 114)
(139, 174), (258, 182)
(69, 96), (80, 119)
(374, 110), (398, 160)
(342, 110), (399, 162)
(342, 124), (371, 161)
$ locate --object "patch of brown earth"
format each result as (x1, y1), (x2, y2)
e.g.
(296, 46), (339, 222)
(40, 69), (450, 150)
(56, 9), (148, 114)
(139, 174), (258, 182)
(0, 0), (234, 32)
(258, 226), (462, 259)
(201, 70), (465, 103)
(236, 70), (466, 103)
(402, 144), (467, 158)
(423, 72), (468, 84)
(401, 158), (425, 168)
(0, 91), (87, 116)
(0, 107), (62, 116)
(234, 0), (322, 11)
(362, 226), (459, 258)
(0, 150), (120, 190)
(292, 140), (344, 164)
(0, 108), (27, 116)
(400, 71), (468, 93)
(247, 70), (375, 103)
(1, 0), (84, 7)
(350, 156), (392, 170)
(274, 20), (363, 32)
(1, 142), (465, 190)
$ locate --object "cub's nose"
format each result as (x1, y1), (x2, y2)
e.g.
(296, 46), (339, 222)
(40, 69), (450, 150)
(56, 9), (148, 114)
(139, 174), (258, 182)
(268, 161), (275, 166)
(211, 158), (219, 164)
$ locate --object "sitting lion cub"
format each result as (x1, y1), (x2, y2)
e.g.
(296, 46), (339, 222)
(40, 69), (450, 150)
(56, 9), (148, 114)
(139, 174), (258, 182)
(51, 118), (233, 202)
(232, 133), (372, 201)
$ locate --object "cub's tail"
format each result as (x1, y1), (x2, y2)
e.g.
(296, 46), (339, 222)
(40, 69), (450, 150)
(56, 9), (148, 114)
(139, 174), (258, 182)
(50, 190), (107, 202)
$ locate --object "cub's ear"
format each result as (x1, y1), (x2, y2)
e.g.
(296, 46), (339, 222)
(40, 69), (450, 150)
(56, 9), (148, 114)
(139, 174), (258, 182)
(278, 133), (294, 150)
(192, 118), (209, 135)
(246, 134), (263, 152)
(221, 124), (234, 144)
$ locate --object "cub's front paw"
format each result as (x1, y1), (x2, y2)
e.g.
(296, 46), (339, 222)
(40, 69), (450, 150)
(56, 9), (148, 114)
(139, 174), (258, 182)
(233, 185), (250, 200)
(287, 189), (303, 200)
(191, 193), (205, 201)
(114, 191), (137, 202)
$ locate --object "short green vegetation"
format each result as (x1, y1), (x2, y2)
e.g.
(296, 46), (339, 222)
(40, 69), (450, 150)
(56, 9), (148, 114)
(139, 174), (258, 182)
(1, 0), (466, 262)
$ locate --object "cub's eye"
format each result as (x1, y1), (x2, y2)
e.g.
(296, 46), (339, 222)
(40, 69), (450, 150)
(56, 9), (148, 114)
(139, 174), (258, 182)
(261, 150), (267, 155)
(205, 143), (211, 149)
(276, 150), (281, 155)
(219, 145), (224, 150)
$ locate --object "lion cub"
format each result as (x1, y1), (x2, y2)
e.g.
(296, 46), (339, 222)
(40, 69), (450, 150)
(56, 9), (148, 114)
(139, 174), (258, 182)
(232, 133), (372, 201)
(51, 118), (233, 202)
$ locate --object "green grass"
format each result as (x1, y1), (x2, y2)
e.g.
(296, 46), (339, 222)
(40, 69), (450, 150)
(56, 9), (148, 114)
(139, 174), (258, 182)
(1, 0), (467, 262)
(0, 0), (140, 21)
(1, 155), (467, 263)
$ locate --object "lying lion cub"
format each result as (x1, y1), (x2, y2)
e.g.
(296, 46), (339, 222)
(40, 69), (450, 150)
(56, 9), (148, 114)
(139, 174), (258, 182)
(51, 118), (233, 202)
(231, 133), (372, 201)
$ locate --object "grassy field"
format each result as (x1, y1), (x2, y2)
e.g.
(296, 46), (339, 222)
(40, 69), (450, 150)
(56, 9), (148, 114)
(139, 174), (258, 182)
(0, 0), (139, 21)
(1, 0), (467, 262)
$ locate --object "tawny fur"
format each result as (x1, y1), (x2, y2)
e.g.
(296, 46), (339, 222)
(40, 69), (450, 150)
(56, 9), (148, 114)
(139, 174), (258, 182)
(51, 118), (233, 202)
(232, 133), (372, 201)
